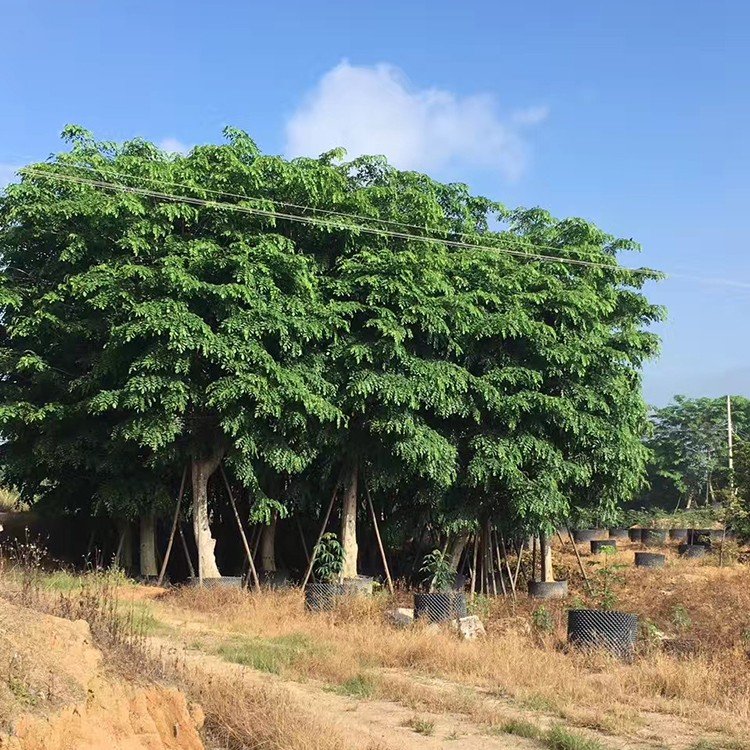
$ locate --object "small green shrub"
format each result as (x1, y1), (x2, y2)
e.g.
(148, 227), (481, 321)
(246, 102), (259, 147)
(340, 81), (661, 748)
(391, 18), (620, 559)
(671, 604), (692, 633)
(420, 549), (454, 592)
(312, 533), (345, 583)
(404, 716), (435, 736)
(532, 605), (555, 633)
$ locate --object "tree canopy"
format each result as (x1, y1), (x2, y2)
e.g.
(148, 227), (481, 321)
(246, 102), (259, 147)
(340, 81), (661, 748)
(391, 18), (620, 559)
(0, 126), (663, 578)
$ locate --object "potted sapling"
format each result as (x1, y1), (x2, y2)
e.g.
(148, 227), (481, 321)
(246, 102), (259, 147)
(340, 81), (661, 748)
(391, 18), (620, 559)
(305, 532), (345, 611)
(413, 549), (467, 623)
(567, 546), (638, 658)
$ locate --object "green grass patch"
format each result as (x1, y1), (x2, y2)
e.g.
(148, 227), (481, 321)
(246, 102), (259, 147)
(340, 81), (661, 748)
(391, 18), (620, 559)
(335, 673), (376, 699)
(217, 633), (317, 674)
(520, 693), (559, 713)
(501, 718), (543, 740)
(403, 716), (435, 736)
(544, 725), (606, 750)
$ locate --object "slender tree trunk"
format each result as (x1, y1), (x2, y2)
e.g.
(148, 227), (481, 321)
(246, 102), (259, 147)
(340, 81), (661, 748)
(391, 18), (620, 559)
(540, 532), (554, 582)
(340, 462), (359, 580)
(447, 530), (470, 571)
(192, 453), (223, 579)
(117, 519), (134, 574)
(139, 513), (158, 578)
(261, 514), (277, 574)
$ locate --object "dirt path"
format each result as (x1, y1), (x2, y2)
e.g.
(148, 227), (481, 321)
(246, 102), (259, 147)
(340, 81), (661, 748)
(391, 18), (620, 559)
(147, 631), (527, 750)
(141, 592), (727, 750)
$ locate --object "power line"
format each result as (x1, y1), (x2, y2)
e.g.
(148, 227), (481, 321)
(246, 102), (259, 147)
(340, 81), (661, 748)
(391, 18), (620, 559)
(8, 161), (750, 289)
(10, 159), (636, 260)
(19, 166), (660, 277)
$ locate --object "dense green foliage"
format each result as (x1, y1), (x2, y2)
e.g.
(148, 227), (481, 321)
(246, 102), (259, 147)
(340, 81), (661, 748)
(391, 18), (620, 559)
(642, 395), (750, 510)
(0, 127), (662, 573)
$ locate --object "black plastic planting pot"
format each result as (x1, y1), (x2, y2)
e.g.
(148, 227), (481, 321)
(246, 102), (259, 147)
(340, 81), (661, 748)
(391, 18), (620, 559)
(573, 529), (608, 543)
(634, 552), (666, 568)
(689, 529), (714, 547)
(528, 580), (568, 599)
(413, 592), (468, 623)
(305, 582), (346, 611)
(678, 544), (706, 559)
(628, 528), (643, 542)
(641, 529), (668, 547)
(187, 575), (244, 589)
(567, 609), (638, 658)
(669, 528), (689, 542)
(590, 539), (617, 554)
(608, 528), (629, 540)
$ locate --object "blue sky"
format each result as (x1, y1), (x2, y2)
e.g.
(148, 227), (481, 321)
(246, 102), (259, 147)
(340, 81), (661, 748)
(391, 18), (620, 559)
(1, 1), (748, 405)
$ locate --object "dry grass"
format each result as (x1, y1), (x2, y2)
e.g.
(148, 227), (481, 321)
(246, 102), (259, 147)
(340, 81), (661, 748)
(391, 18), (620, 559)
(156, 545), (750, 744)
(0, 568), (379, 750)
(2, 537), (749, 749)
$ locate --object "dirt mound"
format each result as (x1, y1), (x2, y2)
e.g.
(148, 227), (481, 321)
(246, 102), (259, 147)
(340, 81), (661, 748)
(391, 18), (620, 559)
(0, 598), (204, 750)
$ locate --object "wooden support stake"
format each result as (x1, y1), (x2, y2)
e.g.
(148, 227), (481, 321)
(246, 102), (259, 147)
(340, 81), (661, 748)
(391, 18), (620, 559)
(157, 466), (188, 586)
(486, 521), (498, 597)
(364, 480), (394, 595)
(531, 535), (538, 584)
(301, 480), (339, 588)
(512, 538), (525, 590)
(469, 533), (479, 601)
(178, 523), (196, 578)
(220, 464), (260, 593)
(498, 532), (516, 599)
(492, 528), (507, 597)
(567, 527), (592, 594)
(295, 516), (311, 565)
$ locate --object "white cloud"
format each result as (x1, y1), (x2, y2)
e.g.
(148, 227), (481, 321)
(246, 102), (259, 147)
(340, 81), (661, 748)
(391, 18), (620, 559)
(158, 138), (190, 155)
(285, 62), (548, 181)
(0, 164), (20, 189)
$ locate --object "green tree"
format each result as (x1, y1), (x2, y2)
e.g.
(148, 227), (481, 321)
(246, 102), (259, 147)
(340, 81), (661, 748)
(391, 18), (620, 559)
(452, 209), (662, 578)
(0, 127), (343, 577)
(644, 396), (750, 509)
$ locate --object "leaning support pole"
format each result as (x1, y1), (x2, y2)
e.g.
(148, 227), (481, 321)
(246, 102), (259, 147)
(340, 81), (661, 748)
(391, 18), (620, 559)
(364, 480), (394, 595)
(469, 533), (480, 601)
(567, 527), (593, 594)
(512, 538), (525, 590)
(295, 517), (311, 566)
(178, 523), (196, 578)
(498, 531), (516, 600)
(486, 521), (498, 596)
(157, 466), (188, 586)
(492, 528), (507, 597)
(301, 478), (340, 588)
(219, 464), (261, 593)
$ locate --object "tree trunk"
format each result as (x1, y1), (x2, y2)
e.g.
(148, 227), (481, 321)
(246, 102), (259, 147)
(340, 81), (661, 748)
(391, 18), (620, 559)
(192, 453), (223, 579)
(117, 519), (134, 574)
(447, 530), (470, 571)
(540, 532), (554, 582)
(340, 462), (359, 580)
(139, 513), (158, 578)
(261, 514), (277, 574)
